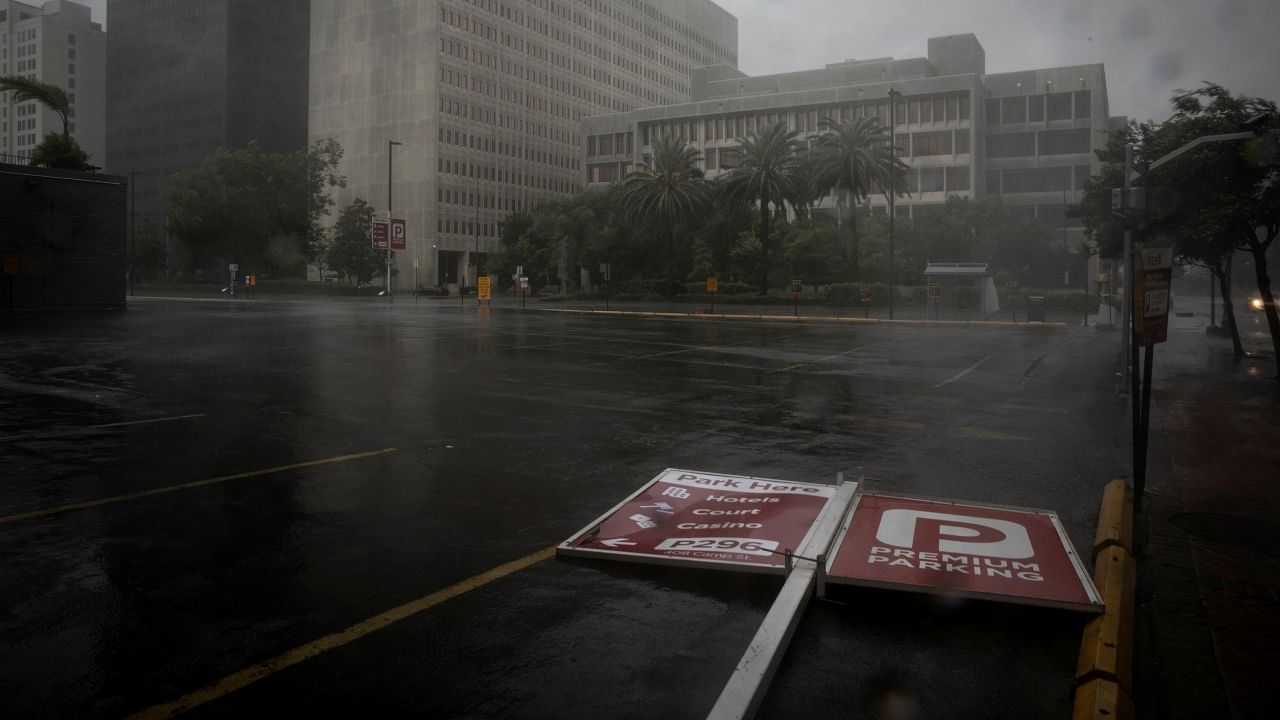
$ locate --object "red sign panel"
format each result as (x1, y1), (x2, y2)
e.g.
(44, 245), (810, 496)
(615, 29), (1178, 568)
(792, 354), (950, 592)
(390, 218), (406, 250)
(558, 468), (839, 574)
(826, 493), (1102, 611)
(371, 220), (389, 250)
(1136, 247), (1171, 345)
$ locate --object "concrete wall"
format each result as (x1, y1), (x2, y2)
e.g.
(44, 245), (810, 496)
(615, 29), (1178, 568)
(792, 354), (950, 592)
(0, 163), (126, 309)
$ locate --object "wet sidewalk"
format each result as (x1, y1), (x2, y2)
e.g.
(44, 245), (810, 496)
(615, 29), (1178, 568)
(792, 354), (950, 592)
(1136, 300), (1280, 719)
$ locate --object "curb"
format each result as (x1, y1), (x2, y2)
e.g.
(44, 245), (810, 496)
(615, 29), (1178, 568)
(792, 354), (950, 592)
(541, 307), (1069, 328)
(1074, 479), (1136, 717)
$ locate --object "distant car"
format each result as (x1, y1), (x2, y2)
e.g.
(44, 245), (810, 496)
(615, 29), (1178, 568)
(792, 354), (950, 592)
(1247, 295), (1273, 312)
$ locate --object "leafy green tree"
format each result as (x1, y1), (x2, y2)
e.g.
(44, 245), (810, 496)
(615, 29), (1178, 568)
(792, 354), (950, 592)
(326, 198), (383, 284)
(621, 135), (709, 294)
(783, 218), (842, 287)
(164, 139), (345, 278)
(1080, 84), (1279, 372)
(29, 132), (93, 170)
(129, 220), (167, 283)
(721, 122), (805, 293)
(810, 116), (905, 281)
(1, 75), (70, 138)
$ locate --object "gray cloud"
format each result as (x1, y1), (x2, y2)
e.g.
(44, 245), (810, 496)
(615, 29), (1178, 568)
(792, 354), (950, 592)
(715, 0), (1280, 123)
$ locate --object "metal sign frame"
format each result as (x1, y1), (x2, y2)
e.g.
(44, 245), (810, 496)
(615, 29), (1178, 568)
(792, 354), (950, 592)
(558, 468), (844, 576)
(824, 491), (1103, 612)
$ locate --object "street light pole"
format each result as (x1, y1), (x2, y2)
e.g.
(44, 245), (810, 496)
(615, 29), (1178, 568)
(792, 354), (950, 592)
(888, 88), (900, 320)
(387, 140), (402, 299)
(128, 170), (141, 297)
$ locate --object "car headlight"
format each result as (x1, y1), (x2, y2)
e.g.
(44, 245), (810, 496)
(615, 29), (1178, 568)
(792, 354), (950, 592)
(1252, 298), (1265, 310)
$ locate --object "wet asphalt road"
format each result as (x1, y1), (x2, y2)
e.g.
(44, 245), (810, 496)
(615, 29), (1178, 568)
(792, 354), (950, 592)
(0, 298), (1126, 719)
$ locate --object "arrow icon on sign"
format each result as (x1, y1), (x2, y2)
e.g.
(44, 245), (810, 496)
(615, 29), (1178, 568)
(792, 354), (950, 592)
(601, 538), (637, 548)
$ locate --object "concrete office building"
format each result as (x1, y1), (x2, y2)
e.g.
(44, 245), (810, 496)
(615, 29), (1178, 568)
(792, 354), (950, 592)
(106, 0), (310, 252)
(1, 0), (105, 164)
(583, 34), (1120, 290)
(310, 0), (737, 292)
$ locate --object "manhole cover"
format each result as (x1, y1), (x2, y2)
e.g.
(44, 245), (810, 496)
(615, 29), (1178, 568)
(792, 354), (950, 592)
(1169, 513), (1280, 557)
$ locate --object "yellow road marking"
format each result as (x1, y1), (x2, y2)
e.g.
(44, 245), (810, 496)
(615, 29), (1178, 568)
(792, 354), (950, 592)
(833, 414), (925, 431)
(949, 427), (1031, 441)
(994, 403), (1070, 415)
(0, 413), (207, 442)
(128, 546), (557, 719)
(88, 413), (207, 429)
(933, 354), (994, 388)
(0, 448), (398, 526)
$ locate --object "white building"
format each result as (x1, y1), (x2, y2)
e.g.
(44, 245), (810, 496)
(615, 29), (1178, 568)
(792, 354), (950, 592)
(0, 0), (105, 166)
(310, 0), (737, 292)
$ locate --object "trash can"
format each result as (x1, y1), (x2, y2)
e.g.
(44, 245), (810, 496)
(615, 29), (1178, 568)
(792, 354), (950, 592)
(1027, 295), (1046, 322)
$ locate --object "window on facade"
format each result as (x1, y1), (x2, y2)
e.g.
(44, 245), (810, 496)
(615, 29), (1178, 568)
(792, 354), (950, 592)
(956, 131), (971, 154)
(909, 100), (920, 124)
(933, 98), (945, 123)
(959, 95), (970, 120)
(985, 98), (1000, 125)
(946, 166), (970, 192)
(985, 132), (1036, 158)
(1074, 165), (1091, 190)
(1001, 167), (1072, 193)
(919, 168), (944, 192)
(1047, 92), (1072, 121)
(912, 131), (952, 156)
(1029, 95), (1045, 122)
(1001, 97), (1026, 124)
(986, 170), (1002, 194)
(1039, 128), (1090, 155)
(705, 147), (718, 170)
(1074, 90), (1091, 119)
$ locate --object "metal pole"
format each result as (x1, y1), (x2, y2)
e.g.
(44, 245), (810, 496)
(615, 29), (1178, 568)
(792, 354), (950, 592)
(388, 140), (402, 299)
(1136, 343), (1154, 511)
(888, 88), (900, 320)
(128, 170), (139, 297)
(1120, 144), (1133, 392)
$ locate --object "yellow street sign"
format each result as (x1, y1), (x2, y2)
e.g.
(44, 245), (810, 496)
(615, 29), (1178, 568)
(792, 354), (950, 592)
(478, 275), (492, 300)
(706, 276), (718, 293)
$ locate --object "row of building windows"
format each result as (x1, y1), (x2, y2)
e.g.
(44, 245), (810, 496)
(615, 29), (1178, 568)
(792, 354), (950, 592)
(438, 94), (581, 151)
(985, 165), (1091, 194)
(986, 91), (1091, 124)
(443, 0), (722, 106)
(437, 216), (500, 238)
(438, 124), (580, 172)
(438, 154), (577, 194)
(985, 128), (1092, 158)
(635, 94), (973, 147)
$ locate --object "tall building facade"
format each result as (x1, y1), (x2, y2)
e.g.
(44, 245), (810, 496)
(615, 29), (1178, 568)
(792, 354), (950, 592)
(1, 0), (105, 164)
(105, 0), (310, 249)
(310, 0), (737, 292)
(583, 34), (1118, 290)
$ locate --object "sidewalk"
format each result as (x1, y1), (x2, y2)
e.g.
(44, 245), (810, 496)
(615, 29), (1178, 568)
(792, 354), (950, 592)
(1135, 299), (1279, 719)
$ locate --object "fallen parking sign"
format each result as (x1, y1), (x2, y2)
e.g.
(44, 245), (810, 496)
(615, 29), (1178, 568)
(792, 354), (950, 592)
(558, 468), (844, 574)
(825, 493), (1102, 612)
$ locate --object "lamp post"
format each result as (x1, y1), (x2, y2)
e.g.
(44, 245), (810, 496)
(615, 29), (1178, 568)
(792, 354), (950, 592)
(387, 140), (402, 298)
(888, 88), (900, 319)
(128, 170), (141, 297)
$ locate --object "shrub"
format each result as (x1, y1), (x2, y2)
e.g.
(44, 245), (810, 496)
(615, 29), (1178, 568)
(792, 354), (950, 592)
(823, 282), (889, 306)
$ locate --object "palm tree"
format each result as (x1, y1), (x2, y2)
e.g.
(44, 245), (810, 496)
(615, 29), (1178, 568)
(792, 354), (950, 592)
(810, 115), (906, 280)
(620, 134), (709, 293)
(0, 75), (71, 139)
(721, 121), (805, 293)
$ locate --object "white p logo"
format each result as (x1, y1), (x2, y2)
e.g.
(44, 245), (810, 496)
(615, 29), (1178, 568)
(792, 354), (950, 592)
(876, 509), (1034, 559)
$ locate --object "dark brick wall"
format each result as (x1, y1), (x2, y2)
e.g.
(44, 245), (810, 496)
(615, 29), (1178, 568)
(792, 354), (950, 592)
(0, 164), (127, 310)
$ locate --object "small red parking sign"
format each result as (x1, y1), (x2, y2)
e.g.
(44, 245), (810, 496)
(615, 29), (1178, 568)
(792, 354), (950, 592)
(826, 493), (1102, 611)
(558, 469), (840, 574)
